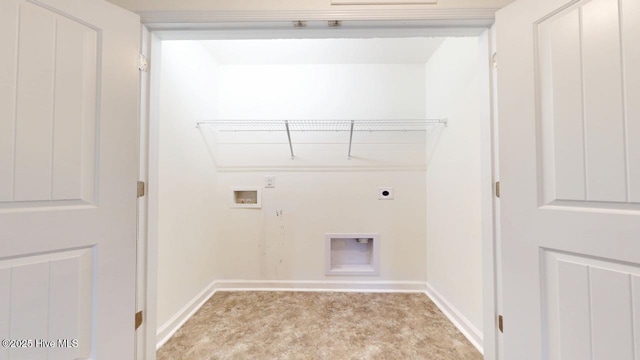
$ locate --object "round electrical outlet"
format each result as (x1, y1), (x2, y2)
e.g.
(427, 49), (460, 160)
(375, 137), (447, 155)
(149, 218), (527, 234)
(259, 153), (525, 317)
(378, 187), (394, 200)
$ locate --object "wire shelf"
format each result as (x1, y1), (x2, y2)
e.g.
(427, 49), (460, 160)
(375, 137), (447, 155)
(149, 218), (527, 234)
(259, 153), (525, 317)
(196, 119), (447, 132)
(196, 119), (447, 159)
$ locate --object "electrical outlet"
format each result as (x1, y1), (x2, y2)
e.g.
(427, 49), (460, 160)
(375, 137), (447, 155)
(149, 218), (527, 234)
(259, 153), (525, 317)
(265, 176), (275, 188)
(378, 187), (394, 200)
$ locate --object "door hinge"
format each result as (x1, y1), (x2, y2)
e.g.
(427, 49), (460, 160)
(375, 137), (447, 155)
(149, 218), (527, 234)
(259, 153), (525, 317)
(139, 54), (148, 72)
(135, 311), (143, 330)
(495, 181), (501, 198)
(492, 52), (497, 69)
(137, 181), (145, 198)
(293, 20), (307, 28)
(498, 315), (504, 333)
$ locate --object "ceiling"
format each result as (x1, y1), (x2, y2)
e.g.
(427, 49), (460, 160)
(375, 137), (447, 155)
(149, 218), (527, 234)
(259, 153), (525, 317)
(199, 37), (446, 65)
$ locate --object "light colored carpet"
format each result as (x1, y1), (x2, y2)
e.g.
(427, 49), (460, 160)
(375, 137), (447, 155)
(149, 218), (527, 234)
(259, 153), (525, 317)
(157, 292), (482, 360)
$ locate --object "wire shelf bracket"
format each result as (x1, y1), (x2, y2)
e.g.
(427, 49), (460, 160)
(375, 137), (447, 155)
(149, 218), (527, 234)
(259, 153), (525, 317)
(284, 120), (294, 159)
(196, 119), (448, 159)
(347, 120), (355, 160)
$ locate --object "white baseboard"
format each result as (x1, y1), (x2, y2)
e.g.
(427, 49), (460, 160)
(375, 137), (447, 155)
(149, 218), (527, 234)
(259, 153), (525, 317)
(214, 280), (427, 292)
(156, 280), (217, 350)
(425, 283), (483, 354)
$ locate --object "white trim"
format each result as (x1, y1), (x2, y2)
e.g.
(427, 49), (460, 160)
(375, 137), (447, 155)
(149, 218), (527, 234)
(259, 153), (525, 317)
(146, 32), (163, 359)
(425, 283), (484, 354)
(135, 24), (152, 360)
(480, 26), (501, 360)
(156, 281), (218, 350)
(332, 0), (438, 5)
(139, 8), (499, 24)
(214, 280), (427, 292)
(154, 27), (489, 41)
(215, 166), (427, 173)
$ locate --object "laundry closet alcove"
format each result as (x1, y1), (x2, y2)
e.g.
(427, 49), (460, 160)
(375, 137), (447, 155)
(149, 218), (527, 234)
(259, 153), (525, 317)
(154, 36), (483, 350)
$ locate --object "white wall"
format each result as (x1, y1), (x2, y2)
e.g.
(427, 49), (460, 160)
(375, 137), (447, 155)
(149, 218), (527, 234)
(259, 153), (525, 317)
(217, 64), (425, 120)
(107, 0), (513, 13)
(211, 62), (428, 282)
(213, 171), (426, 281)
(205, 63), (429, 170)
(425, 38), (483, 331)
(156, 41), (219, 327)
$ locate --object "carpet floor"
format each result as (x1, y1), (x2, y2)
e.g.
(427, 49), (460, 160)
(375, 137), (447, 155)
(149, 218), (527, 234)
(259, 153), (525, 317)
(156, 292), (482, 360)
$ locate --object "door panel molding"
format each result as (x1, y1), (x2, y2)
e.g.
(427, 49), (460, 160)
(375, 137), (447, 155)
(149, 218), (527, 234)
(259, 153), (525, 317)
(534, 0), (639, 209)
(542, 248), (640, 360)
(1, 0), (100, 208)
(0, 246), (95, 359)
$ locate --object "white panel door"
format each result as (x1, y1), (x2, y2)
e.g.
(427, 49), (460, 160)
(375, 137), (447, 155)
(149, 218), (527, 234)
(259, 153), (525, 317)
(497, 0), (640, 359)
(0, 0), (139, 359)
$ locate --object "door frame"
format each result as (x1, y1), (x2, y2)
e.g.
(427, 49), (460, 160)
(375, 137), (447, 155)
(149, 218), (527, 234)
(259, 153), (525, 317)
(136, 11), (501, 360)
